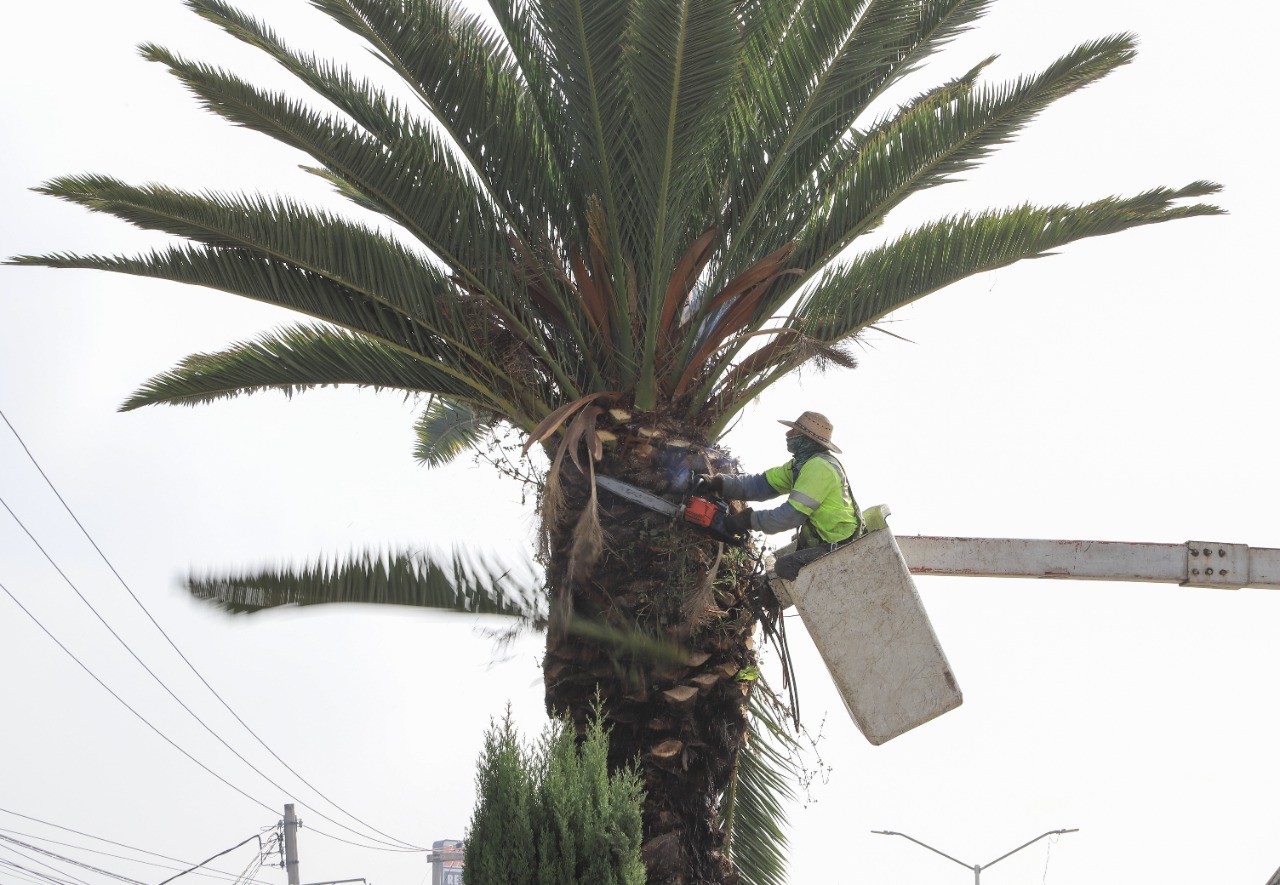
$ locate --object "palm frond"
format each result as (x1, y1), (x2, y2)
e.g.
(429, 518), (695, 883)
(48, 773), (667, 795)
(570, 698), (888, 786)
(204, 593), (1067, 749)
(118, 323), (502, 412)
(536, 0), (640, 377)
(186, 547), (545, 623)
(228, 0), (572, 242)
(721, 686), (801, 885)
(138, 39), (588, 396)
(624, 0), (738, 293)
(774, 0), (993, 191)
(141, 41), (596, 391)
(13, 247), (542, 420)
(483, 0), (578, 212)
(537, 0), (632, 227)
(414, 397), (495, 467)
(713, 181), (1223, 426)
(626, 0), (742, 407)
(30, 174), (485, 354)
(723, 0), (992, 267)
(706, 31), (1144, 390)
(801, 181), (1224, 343)
(139, 44), (509, 285)
(793, 33), (1143, 275)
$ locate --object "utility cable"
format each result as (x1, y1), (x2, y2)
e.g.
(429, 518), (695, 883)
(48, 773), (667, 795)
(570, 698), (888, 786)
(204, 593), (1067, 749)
(0, 840), (91, 885)
(0, 408), (425, 852)
(0, 493), (422, 851)
(0, 835), (143, 885)
(156, 835), (260, 885)
(0, 577), (418, 856)
(0, 827), (272, 885)
(0, 865), (66, 885)
(0, 807), (270, 884)
(230, 845), (265, 885)
(0, 577), (282, 818)
(0, 856), (73, 885)
(0, 488), (418, 850)
(0, 862), (55, 885)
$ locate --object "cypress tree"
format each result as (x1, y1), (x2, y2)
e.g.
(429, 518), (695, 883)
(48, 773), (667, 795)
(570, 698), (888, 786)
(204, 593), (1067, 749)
(466, 708), (644, 884)
(464, 709), (535, 885)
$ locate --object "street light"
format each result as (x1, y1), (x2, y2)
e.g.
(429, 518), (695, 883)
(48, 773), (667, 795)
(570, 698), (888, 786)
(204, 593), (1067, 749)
(872, 828), (1079, 884)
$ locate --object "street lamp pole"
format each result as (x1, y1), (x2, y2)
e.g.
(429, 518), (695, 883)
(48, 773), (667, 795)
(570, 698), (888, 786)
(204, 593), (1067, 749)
(872, 828), (1079, 883)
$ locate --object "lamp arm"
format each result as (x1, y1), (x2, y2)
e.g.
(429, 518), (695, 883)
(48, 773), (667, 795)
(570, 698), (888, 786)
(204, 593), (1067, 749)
(982, 829), (1080, 870)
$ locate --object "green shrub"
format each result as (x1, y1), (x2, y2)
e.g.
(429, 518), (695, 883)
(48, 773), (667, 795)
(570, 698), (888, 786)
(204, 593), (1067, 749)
(464, 707), (645, 885)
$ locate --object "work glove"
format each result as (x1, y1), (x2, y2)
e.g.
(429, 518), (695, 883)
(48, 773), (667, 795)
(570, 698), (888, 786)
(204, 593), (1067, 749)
(692, 473), (724, 496)
(723, 508), (753, 535)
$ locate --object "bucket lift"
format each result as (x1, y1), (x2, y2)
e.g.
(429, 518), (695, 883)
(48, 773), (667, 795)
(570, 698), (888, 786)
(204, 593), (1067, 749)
(771, 508), (1280, 745)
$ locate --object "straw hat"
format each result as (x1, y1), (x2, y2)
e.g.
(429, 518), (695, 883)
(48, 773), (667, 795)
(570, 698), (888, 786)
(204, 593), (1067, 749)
(778, 411), (841, 454)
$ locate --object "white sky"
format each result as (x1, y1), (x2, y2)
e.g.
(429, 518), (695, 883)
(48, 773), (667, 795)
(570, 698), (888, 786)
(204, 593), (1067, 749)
(2, 1), (1277, 884)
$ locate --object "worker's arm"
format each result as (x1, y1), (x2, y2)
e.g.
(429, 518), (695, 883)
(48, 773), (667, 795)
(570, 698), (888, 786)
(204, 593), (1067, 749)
(750, 501), (808, 534)
(719, 471), (783, 502)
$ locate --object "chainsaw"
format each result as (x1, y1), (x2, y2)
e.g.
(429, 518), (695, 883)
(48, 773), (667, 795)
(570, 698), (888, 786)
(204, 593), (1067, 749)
(595, 475), (745, 546)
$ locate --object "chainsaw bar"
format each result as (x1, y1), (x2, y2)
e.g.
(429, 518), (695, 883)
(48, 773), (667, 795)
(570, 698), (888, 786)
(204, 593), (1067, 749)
(595, 475), (682, 518)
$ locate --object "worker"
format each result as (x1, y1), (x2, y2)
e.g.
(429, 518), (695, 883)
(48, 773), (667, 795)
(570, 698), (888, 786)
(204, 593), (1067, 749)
(696, 411), (863, 580)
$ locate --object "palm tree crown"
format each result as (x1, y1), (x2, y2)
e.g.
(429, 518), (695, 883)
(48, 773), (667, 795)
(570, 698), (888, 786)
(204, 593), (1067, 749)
(16, 0), (1217, 444)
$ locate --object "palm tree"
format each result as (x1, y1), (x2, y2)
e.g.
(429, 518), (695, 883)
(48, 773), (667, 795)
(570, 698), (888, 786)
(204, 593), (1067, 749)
(12, 0), (1219, 881)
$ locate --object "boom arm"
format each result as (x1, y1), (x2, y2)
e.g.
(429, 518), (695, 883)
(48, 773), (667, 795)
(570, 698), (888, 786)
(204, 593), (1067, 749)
(897, 537), (1280, 590)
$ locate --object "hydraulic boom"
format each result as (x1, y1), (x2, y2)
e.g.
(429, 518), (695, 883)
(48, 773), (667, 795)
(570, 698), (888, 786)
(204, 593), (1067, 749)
(896, 536), (1280, 590)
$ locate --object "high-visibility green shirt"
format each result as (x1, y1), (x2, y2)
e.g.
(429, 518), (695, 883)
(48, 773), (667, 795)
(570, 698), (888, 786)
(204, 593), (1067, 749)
(763, 453), (860, 546)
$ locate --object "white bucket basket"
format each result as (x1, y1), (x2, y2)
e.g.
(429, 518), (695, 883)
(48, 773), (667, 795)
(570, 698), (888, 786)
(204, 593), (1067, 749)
(781, 521), (962, 745)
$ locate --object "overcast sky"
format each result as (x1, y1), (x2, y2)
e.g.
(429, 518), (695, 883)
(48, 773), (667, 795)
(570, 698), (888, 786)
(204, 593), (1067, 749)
(2, 1), (1277, 883)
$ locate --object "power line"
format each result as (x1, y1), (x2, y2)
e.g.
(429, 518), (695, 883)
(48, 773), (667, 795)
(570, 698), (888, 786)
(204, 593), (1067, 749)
(0, 408), (425, 852)
(0, 574), (425, 860)
(0, 861), (59, 885)
(0, 855), (75, 885)
(230, 846), (267, 885)
(156, 834), (263, 885)
(0, 835), (144, 885)
(0, 840), (91, 885)
(0, 494), (418, 853)
(0, 577), (283, 818)
(0, 825), (273, 885)
(0, 807), (272, 883)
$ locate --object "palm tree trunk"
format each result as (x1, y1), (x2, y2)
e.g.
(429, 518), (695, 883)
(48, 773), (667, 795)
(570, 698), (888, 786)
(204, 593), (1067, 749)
(542, 433), (758, 884)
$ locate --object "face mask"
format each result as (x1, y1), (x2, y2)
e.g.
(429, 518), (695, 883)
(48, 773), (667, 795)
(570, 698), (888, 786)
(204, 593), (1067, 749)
(786, 435), (805, 455)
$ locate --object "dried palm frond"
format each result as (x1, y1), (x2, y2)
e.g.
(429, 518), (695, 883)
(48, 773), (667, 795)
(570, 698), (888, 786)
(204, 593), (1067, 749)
(567, 458), (605, 584)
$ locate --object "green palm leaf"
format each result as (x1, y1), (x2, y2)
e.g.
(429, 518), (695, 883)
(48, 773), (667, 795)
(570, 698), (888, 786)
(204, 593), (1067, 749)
(801, 182), (1225, 342)
(536, 0), (642, 376)
(793, 34), (1144, 274)
(626, 0), (741, 403)
(713, 182), (1223, 425)
(722, 0), (991, 271)
(118, 323), (499, 411)
(686, 34), (1147, 409)
(186, 548), (545, 621)
(414, 398), (495, 467)
(193, 0), (569, 243)
(29, 175), (482, 350)
(140, 44), (506, 276)
(721, 687), (802, 885)
(185, 547), (686, 663)
(16, 247), (540, 418)
(321, 0), (574, 238)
